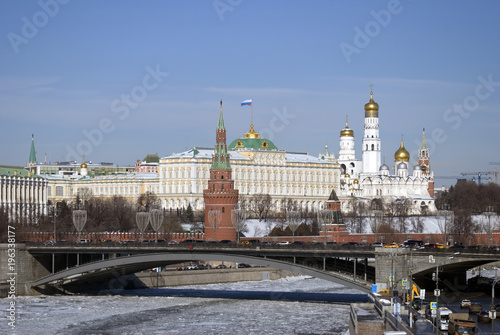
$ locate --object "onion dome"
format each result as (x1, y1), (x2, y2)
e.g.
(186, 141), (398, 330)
(414, 165), (422, 171)
(80, 156), (87, 169)
(353, 179), (359, 185)
(340, 115), (354, 137)
(379, 164), (390, 172)
(397, 162), (408, 170)
(364, 90), (379, 118)
(394, 139), (410, 162)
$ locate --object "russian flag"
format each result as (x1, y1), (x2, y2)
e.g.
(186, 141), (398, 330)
(241, 99), (252, 106)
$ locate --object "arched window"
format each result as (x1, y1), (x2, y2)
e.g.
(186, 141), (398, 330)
(221, 175), (224, 179)
(222, 207), (225, 213)
(221, 184), (224, 190)
(371, 144), (374, 150)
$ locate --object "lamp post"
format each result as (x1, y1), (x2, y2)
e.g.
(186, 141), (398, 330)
(136, 212), (150, 243)
(438, 204), (453, 247)
(491, 278), (500, 335)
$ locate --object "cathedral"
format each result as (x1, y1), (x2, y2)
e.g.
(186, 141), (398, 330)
(334, 89), (435, 214)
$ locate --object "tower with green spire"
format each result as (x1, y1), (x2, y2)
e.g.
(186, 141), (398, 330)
(203, 100), (239, 241)
(211, 100), (231, 170)
(418, 128), (430, 175)
(28, 134), (37, 168)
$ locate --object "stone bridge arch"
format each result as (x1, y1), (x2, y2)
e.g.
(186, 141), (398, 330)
(34, 252), (371, 294)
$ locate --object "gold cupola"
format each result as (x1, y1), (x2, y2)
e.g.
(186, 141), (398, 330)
(340, 115), (354, 137)
(364, 87), (379, 118)
(80, 155), (88, 169)
(243, 123), (261, 139)
(394, 138), (410, 162)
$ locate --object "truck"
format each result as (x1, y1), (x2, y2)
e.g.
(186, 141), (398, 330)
(436, 307), (453, 331)
(447, 313), (477, 335)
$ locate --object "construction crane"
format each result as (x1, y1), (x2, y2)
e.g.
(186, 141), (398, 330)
(435, 170), (498, 185)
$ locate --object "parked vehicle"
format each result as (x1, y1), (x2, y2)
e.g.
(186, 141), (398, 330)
(167, 240), (180, 245)
(371, 242), (384, 247)
(383, 242), (399, 248)
(402, 239), (424, 248)
(277, 241), (290, 245)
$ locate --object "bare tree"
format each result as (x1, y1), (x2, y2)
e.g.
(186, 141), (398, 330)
(410, 216), (425, 234)
(137, 191), (158, 211)
(346, 199), (366, 233)
(252, 194), (272, 221)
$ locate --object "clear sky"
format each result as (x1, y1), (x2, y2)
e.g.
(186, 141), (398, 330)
(1, 0), (499, 187)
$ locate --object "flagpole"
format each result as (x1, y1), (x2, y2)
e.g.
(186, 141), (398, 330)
(251, 98), (253, 126)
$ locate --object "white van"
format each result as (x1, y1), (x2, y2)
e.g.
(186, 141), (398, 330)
(437, 307), (452, 331)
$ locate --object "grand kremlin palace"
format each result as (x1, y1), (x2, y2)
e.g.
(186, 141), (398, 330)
(39, 91), (434, 215)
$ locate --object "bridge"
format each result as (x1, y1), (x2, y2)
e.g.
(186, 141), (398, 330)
(1, 243), (500, 297)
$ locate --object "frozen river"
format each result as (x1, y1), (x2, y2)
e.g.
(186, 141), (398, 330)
(1, 276), (367, 335)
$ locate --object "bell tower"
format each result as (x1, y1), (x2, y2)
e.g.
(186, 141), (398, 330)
(203, 100), (239, 241)
(362, 86), (382, 173)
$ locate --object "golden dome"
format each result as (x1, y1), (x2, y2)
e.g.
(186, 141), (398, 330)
(340, 115), (354, 137)
(80, 156), (87, 169)
(364, 91), (379, 118)
(345, 172), (350, 178)
(353, 179), (359, 184)
(243, 123), (261, 139)
(394, 139), (410, 162)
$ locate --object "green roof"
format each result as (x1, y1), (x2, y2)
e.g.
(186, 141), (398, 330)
(228, 138), (278, 150)
(328, 189), (339, 201)
(0, 166), (41, 178)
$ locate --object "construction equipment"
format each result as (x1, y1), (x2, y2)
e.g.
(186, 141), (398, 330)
(435, 170), (498, 185)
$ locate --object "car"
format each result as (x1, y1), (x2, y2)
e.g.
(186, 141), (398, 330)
(240, 240), (251, 245)
(167, 240), (180, 245)
(292, 241), (305, 245)
(277, 241), (290, 245)
(450, 244), (465, 249)
(219, 240), (232, 244)
(477, 310), (491, 323)
(372, 242), (384, 247)
(44, 240), (56, 245)
(343, 242), (359, 247)
(383, 242), (399, 248)
(460, 299), (471, 309)
(469, 303), (482, 315)
(237, 263), (251, 268)
(215, 264), (227, 269)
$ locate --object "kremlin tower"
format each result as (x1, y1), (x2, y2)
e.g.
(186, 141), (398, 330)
(203, 101), (239, 241)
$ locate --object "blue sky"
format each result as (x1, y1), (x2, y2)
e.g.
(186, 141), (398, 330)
(1, 0), (499, 187)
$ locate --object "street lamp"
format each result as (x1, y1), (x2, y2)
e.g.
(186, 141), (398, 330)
(491, 278), (500, 335)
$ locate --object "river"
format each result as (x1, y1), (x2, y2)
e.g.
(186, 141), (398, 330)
(1, 276), (368, 335)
